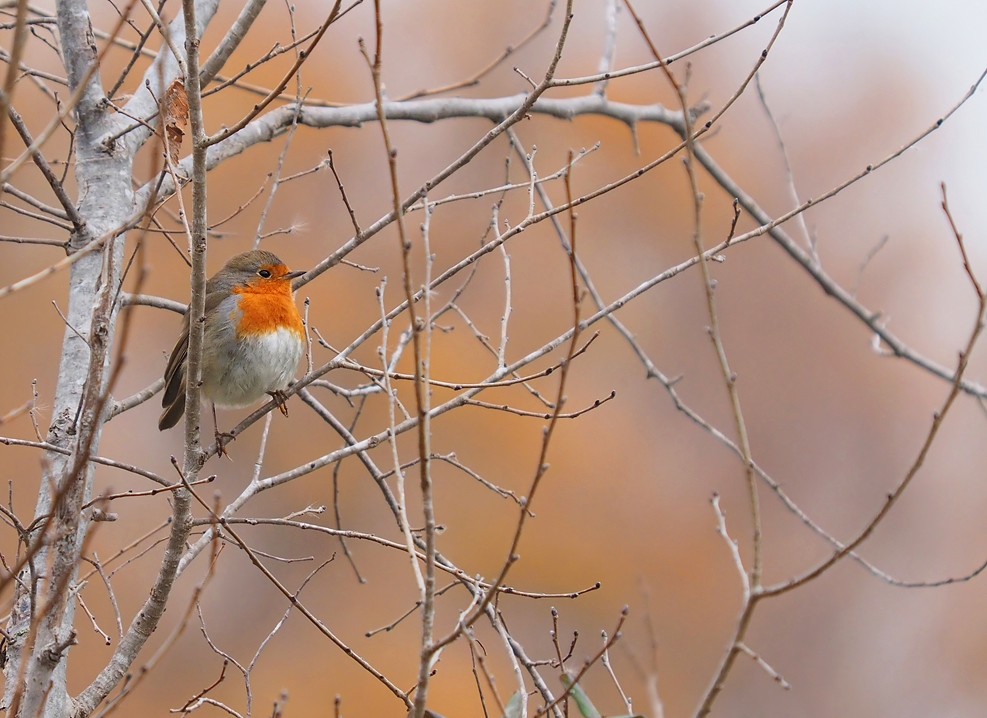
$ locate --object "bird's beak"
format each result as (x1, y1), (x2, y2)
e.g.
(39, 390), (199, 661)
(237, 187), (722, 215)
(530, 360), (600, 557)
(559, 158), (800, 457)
(284, 269), (306, 280)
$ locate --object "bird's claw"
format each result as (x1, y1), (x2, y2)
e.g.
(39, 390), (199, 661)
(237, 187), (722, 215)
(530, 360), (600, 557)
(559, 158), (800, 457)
(215, 430), (236, 457)
(269, 390), (290, 417)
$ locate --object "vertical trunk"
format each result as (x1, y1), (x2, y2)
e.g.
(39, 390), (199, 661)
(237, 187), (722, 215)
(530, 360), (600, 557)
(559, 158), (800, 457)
(2, 1), (132, 714)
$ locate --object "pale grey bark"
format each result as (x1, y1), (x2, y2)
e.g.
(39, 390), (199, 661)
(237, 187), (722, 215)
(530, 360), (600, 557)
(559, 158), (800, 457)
(131, 93), (683, 212)
(5, 0), (129, 710)
(112, 0), (221, 156)
(2, 0), (223, 715)
(200, 0), (268, 85)
(69, 490), (193, 718)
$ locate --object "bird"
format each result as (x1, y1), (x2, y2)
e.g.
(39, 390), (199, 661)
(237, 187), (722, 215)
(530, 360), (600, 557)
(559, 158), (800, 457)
(158, 250), (307, 450)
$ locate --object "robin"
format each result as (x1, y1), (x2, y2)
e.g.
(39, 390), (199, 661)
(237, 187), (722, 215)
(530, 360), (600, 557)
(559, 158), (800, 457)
(158, 250), (307, 448)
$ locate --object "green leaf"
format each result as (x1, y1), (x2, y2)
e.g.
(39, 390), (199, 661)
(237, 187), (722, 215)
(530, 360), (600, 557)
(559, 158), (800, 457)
(559, 675), (602, 718)
(500, 690), (525, 718)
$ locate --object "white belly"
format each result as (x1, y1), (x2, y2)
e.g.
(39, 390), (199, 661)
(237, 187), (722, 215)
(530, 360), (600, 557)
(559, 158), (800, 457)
(201, 327), (303, 408)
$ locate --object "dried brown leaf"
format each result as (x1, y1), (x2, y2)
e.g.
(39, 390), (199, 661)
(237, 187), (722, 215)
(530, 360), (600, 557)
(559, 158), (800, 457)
(164, 78), (189, 162)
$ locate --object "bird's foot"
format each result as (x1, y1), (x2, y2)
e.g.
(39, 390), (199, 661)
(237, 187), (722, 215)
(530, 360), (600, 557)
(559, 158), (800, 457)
(268, 390), (290, 417)
(215, 429), (236, 457)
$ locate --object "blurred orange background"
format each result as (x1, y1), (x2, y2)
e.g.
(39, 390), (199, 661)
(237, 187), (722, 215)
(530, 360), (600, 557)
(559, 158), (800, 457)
(3, 0), (987, 716)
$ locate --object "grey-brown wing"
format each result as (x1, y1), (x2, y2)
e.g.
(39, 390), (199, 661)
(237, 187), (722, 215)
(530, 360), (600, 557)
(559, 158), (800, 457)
(157, 290), (227, 430)
(158, 312), (190, 430)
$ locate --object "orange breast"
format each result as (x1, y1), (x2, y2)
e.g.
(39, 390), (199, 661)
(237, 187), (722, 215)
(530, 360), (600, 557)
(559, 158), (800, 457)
(231, 284), (304, 338)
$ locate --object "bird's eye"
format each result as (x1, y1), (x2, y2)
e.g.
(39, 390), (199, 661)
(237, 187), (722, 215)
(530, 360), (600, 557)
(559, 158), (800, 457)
(258, 269), (272, 278)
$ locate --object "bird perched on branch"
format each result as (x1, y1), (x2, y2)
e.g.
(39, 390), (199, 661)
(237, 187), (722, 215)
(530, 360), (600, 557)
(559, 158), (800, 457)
(158, 250), (306, 451)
